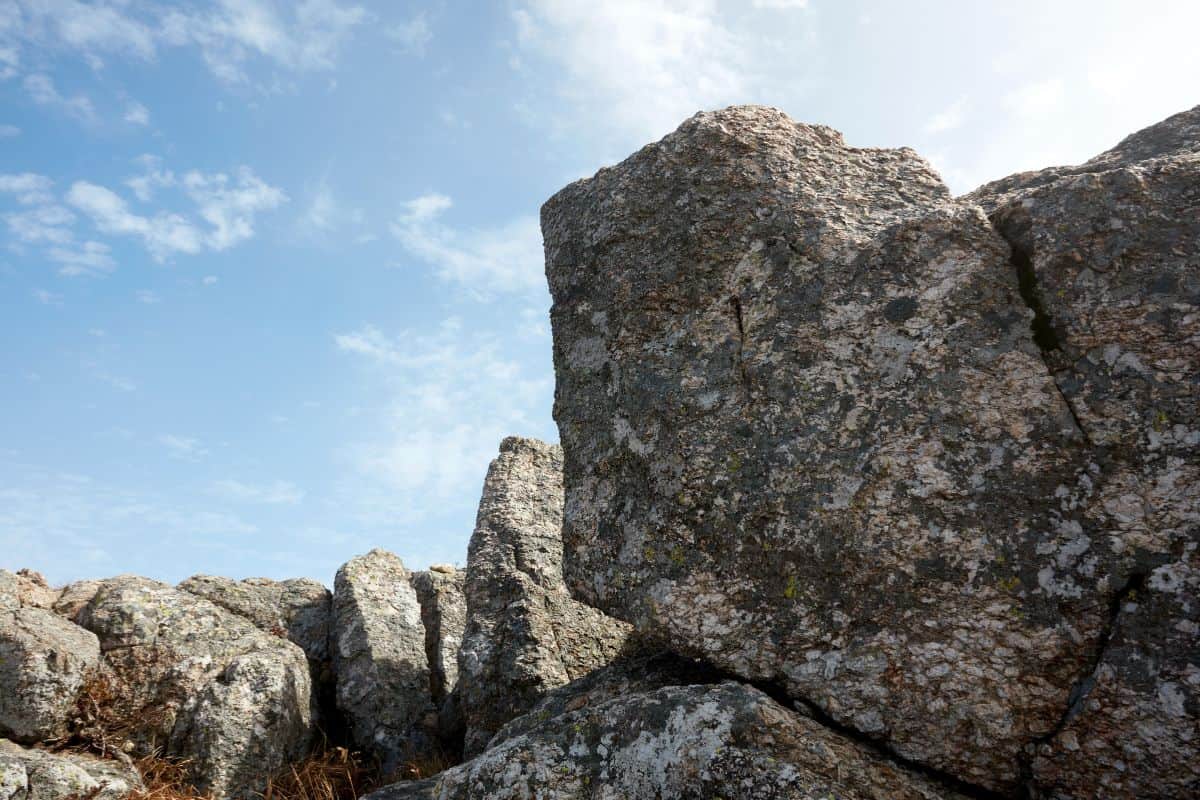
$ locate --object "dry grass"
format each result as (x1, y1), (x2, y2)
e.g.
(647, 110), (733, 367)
(261, 743), (382, 800)
(127, 754), (210, 800)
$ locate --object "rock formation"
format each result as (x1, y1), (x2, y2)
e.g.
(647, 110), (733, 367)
(455, 437), (631, 757)
(363, 682), (968, 800)
(0, 739), (142, 800)
(76, 576), (314, 800)
(543, 105), (1198, 795)
(968, 104), (1200, 800)
(410, 566), (466, 744)
(333, 550), (436, 774)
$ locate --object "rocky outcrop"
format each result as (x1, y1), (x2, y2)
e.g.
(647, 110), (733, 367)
(0, 739), (142, 800)
(364, 682), (968, 800)
(76, 576), (313, 799)
(410, 566), (466, 745)
(456, 437), (631, 757)
(0, 607), (100, 744)
(542, 104), (1198, 794)
(0, 572), (55, 612)
(50, 581), (102, 622)
(968, 104), (1200, 800)
(333, 550), (436, 774)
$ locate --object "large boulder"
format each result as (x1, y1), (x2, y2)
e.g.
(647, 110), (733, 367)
(333, 550), (436, 774)
(76, 575), (313, 799)
(0, 607), (100, 744)
(542, 105), (1139, 792)
(178, 574), (335, 725)
(362, 682), (968, 800)
(0, 572), (55, 612)
(456, 437), (631, 757)
(968, 105), (1200, 799)
(410, 566), (467, 745)
(0, 739), (142, 800)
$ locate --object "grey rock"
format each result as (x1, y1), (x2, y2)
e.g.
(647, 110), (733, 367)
(76, 575), (313, 799)
(410, 567), (466, 745)
(0, 739), (142, 800)
(456, 437), (631, 757)
(969, 105), (1200, 800)
(333, 550), (435, 774)
(0, 607), (100, 744)
(363, 682), (968, 800)
(543, 105), (1119, 791)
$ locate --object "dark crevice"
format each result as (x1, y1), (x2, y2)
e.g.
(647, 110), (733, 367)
(728, 295), (752, 399)
(999, 230), (1093, 446)
(698, 664), (1010, 800)
(1018, 570), (1148, 799)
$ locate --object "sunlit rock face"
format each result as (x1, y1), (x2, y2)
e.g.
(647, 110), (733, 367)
(544, 104), (1198, 794)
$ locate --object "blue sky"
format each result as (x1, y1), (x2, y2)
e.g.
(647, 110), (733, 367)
(2, 0), (1196, 586)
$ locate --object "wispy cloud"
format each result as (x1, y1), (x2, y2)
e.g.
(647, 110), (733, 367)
(23, 74), (97, 124)
(158, 434), (207, 461)
(32, 288), (62, 306)
(124, 101), (150, 126)
(0, 173), (55, 205)
(210, 479), (304, 505)
(923, 98), (968, 134)
(334, 317), (554, 518)
(391, 193), (544, 297)
(0, 125), (19, 138)
(48, 241), (115, 276)
(387, 13), (432, 56)
(1003, 78), (1065, 119)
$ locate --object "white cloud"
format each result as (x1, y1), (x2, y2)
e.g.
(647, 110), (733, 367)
(202, 274), (218, 285)
(923, 98), (968, 134)
(388, 13), (432, 56)
(0, 124), (18, 137)
(4, 205), (75, 244)
(0, 172), (54, 205)
(334, 318), (554, 512)
(509, 0), (814, 148)
(48, 241), (114, 276)
(298, 180), (364, 237)
(181, 168), (288, 249)
(1003, 77), (1065, 119)
(391, 193), (545, 296)
(23, 73), (97, 123)
(135, 289), (160, 304)
(124, 101), (150, 126)
(158, 434), (207, 461)
(67, 181), (205, 259)
(210, 479), (304, 505)
(751, 0), (808, 7)
(126, 156), (176, 201)
(32, 288), (61, 305)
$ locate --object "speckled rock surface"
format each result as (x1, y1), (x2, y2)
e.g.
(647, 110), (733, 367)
(333, 550), (435, 774)
(542, 105), (1134, 792)
(50, 580), (102, 622)
(969, 105), (1200, 800)
(76, 575), (313, 799)
(0, 739), (142, 800)
(0, 572), (55, 612)
(456, 437), (631, 757)
(411, 566), (467, 745)
(0, 607), (100, 743)
(363, 682), (968, 800)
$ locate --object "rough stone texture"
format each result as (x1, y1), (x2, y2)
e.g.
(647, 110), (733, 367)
(456, 437), (631, 757)
(50, 580), (102, 622)
(0, 607), (100, 743)
(542, 105), (1143, 792)
(0, 740), (142, 800)
(969, 105), (1200, 800)
(76, 575), (313, 799)
(363, 682), (968, 800)
(410, 567), (467, 746)
(0, 572), (55, 612)
(333, 550), (435, 774)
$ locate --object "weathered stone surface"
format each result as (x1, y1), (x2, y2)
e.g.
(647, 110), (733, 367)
(333, 550), (435, 774)
(50, 581), (102, 622)
(411, 567), (467, 746)
(76, 575), (313, 799)
(363, 682), (968, 800)
(542, 105), (1128, 791)
(0, 572), (55, 612)
(178, 575), (332, 672)
(0, 607), (100, 743)
(969, 105), (1200, 800)
(0, 739), (142, 800)
(456, 437), (631, 757)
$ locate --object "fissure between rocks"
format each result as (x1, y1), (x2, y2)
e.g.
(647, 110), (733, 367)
(1018, 569), (1149, 798)
(728, 295), (752, 398)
